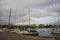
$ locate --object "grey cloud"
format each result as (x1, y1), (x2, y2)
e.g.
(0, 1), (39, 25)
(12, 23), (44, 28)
(31, 2), (60, 17)
(44, 4), (60, 12)
(0, 0), (60, 25)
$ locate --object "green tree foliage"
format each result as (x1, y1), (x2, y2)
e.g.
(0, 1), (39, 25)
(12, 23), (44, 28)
(25, 24), (36, 29)
(45, 24), (54, 28)
(38, 24), (44, 28)
(28, 24), (36, 29)
(0, 24), (56, 29)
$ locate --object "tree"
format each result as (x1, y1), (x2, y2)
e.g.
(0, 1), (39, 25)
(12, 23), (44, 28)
(38, 24), (44, 28)
(45, 24), (53, 28)
(30, 24), (36, 29)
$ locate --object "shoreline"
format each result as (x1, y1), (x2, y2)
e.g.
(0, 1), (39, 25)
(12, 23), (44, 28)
(0, 32), (55, 40)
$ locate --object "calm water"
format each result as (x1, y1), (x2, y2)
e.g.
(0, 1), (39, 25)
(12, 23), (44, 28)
(36, 28), (53, 37)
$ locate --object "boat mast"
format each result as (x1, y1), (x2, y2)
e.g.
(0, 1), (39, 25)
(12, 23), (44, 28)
(57, 13), (60, 28)
(28, 8), (30, 25)
(54, 16), (57, 28)
(15, 10), (17, 25)
(19, 8), (24, 25)
(28, 8), (30, 31)
(21, 8), (25, 31)
(9, 8), (11, 26)
(58, 17), (59, 27)
(9, 8), (12, 29)
(21, 8), (24, 25)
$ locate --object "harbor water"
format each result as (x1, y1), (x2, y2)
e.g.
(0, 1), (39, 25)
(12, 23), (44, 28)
(36, 28), (53, 37)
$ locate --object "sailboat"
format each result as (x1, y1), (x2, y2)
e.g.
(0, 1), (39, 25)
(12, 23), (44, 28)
(52, 18), (60, 35)
(2, 8), (12, 32)
(23, 8), (39, 35)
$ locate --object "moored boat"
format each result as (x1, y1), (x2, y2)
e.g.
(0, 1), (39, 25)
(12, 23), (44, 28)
(52, 28), (60, 34)
(23, 29), (39, 36)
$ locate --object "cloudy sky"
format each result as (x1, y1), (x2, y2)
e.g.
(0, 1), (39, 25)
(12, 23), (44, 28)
(0, 0), (60, 25)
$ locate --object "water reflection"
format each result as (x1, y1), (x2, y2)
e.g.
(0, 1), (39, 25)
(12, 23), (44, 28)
(36, 28), (53, 37)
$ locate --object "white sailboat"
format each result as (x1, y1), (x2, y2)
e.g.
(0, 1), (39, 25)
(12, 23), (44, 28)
(23, 8), (39, 35)
(52, 18), (60, 34)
